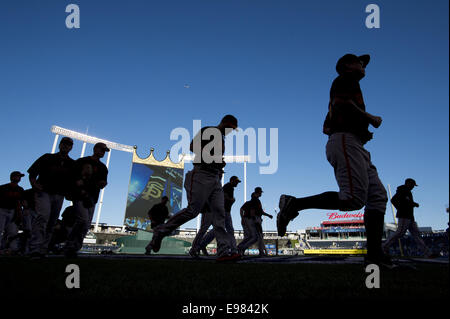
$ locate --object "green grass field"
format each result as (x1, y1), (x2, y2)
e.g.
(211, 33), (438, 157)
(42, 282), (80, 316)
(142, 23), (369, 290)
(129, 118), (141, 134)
(1, 256), (448, 304)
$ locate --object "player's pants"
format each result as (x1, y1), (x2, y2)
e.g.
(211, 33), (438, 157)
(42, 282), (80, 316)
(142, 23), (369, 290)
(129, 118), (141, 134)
(0, 208), (14, 250)
(326, 133), (388, 262)
(237, 217), (265, 254)
(383, 218), (431, 256)
(22, 208), (35, 233)
(191, 211), (213, 252)
(196, 211), (237, 253)
(241, 215), (251, 238)
(4, 222), (19, 252)
(29, 192), (65, 254)
(153, 167), (232, 258)
(64, 200), (95, 252)
(254, 216), (266, 255)
(326, 133), (387, 212)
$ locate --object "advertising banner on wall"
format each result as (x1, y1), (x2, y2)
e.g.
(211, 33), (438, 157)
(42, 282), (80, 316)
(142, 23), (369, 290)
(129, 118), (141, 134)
(124, 148), (184, 231)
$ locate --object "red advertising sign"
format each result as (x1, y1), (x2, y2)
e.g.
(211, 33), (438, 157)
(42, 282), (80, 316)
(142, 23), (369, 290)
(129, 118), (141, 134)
(326, 212), (364, 220)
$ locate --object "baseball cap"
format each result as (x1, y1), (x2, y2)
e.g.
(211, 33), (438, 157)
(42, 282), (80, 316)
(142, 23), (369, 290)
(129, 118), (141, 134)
(405, 178), (418, 186)
(254, 187), (263, 193)
(336, 54), (370, 75)
(94, 142), (110, 152)
(10, 171), (25, 178)
(220, 114), (238, 130)
(230, 176), (241, 183)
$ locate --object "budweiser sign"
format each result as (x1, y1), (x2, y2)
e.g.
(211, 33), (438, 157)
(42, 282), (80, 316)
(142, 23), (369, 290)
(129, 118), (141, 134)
(327, 212), (364, 220)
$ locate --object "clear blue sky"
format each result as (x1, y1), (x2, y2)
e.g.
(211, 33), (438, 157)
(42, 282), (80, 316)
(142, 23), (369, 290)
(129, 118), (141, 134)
(0, 0), (448, 232)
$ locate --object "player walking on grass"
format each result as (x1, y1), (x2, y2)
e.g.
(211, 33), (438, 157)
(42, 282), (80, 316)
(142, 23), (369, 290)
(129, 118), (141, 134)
(237, 188), (272, 256)
(383, 178), (437, 258)
(64, 142), (109, 258)
(145, 115), (242, 262)
(0, 171), (25, 254)
(190, 176), (241, 258)
(28, 137), (74, 258)
(277, 54), (391, 266)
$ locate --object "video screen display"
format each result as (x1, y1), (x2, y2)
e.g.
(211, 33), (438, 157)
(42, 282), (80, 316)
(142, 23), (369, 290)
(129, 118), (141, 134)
(124, 162), (184, 230)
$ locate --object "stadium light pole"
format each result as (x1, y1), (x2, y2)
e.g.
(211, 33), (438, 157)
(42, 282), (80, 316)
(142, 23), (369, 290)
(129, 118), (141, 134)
(80, 142), (87, 157)
(51, 134), (59, 154)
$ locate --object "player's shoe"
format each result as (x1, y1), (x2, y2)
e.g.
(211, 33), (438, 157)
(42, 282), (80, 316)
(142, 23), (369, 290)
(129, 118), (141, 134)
(427, 253), (440, 259)
(364, 256), (398, 270)
(189, 248), (200, 258)
(216, 252), (241, 262)
(147, 232), (163, 253)
(200, 248), (209, 256)
(277, 195), (298, 237)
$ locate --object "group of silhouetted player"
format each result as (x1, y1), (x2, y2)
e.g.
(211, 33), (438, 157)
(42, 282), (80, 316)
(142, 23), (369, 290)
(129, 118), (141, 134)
(0, 139), (109, 259)
(0, 53), (438, 265)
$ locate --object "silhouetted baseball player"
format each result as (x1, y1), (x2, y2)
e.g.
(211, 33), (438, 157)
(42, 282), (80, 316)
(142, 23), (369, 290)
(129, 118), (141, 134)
(28, 137), (74, 258)
(145, 115), (241, 262)
(383, 178), (436, 258)
(190, 176), (241, 257)
(277, 54), (390, 267)
(64, 142), (109, 258)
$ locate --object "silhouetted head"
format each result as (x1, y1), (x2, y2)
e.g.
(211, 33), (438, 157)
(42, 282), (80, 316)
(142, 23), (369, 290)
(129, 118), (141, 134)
(405, 178), (418, 190)
(218, 114), (238, 135)
(336, 54), (370, 79)
(254, 187), (263, 197)
(229, 176), (241, 187)
(161, 196), (169, 204)
(10, 171), (24, 184)
(59, 137), (73, 156)
(93, 142), (110, 159)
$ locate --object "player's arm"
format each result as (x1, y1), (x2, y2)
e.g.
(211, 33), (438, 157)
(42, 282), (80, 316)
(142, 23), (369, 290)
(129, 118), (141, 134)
(332, 96), (382, 128)
(96, 164), (108, 189)
(261, 211), (273, 219)
(323, 108), (332, 135)
(28, 155), (45, 191)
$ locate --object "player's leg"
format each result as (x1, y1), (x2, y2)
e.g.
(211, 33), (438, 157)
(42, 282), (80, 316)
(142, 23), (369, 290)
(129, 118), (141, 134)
(209, 178), (235, 259)
(29, 191), (51, 255)
(408, 221), (432, 257)
(364, 160), (389, 265)
(239, 217), (259, 254)
(277, 133), (367, 236)
(255, 217), (266, 256)
(147, 169), (213, 253)
(382, 218), (409, 254)
(223, 211), (238, 254)
(43, 194), (65, 253)
(64, 200), (91, 256)
(237, 217), (253, 255)
(0, 208), (14, 251)
(198, 228), (215, 255)
(5, 221), (20, 253)
(190, 207), (213, 257)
